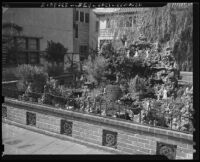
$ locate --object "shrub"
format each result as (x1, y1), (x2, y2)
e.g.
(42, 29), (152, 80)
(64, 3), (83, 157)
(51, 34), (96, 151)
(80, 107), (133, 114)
(89, 88), (103, 100)
(15, 64), (48, 93)
(45, 40), (68, 64)
(43, 62), (64, 77)
(83, 55), (108, 85)
(128, 75), (146, 100)
(99, 42), (115, 59)
(2, 67), (18, 81)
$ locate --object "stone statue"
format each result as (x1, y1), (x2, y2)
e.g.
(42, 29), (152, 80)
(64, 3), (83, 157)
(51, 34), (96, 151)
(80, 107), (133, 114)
(25, 82), (32, 94)
(184, 87), (189, 96)
(103, 87), (106, 94)
(157, 88), (162, 101)
(126, 49), (130, 58)
(134, 50), (139, 58)
(173, 61), (177, 69)
(145, 49), (149, 59)
(189, 86), (193, 94)
(163, 88), (168, 100)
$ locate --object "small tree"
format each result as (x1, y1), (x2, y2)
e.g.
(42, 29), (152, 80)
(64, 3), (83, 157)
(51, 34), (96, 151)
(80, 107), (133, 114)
(45, 40), (68, 64)
(83, 55), (108, 85)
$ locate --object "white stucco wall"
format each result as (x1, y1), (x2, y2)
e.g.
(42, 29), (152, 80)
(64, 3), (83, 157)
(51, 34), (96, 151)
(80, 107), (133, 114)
(89, 9), (98, 51)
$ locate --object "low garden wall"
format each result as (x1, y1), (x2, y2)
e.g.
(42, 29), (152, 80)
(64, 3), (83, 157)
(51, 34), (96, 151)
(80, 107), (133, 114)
(2, 97), (194, 159)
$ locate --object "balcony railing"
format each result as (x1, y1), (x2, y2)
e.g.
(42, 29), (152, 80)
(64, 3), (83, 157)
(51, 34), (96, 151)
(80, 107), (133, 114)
(99, 29), (115, 37)
(99, 27), (137, 38)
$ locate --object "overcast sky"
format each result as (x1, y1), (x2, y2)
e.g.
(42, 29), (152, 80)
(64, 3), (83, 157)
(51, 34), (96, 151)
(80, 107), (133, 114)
(93, 8), (120, 13)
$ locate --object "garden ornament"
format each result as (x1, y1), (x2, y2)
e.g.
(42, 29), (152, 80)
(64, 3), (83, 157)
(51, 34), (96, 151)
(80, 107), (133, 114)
(134, 50), (139, 58)
(126, 49), (130, 58)
(183, 87), (189, 96)
(103, 88), (106, 94)
(173, 61), (177, 69)
(163, 88), (168, 100)
(145, 49), (149, 59)
(101, 109), (106, 116)
(25, 83), (32, 94)
(157, 89), (162, 101)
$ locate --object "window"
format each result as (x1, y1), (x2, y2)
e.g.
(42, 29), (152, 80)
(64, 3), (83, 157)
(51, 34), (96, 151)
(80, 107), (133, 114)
(85, 13), (89, 23)
(75, 24), (78, 38)
(18, 52), (28, 64)
(126, 17), (132, 27)
(79, 45), (88, 61)
(96, 21), (99, 32)
(106, 18), (111, 28)
(4, 36), (40, 65)
(28, 38), (37, 50)
(133, 16), (136, 24)
(80, 12), (84, 22)
(76, 11), (79, 21)
(118, 19), (124, 27)
(29, 52), (39, 64)
(17, 38), (26, 50)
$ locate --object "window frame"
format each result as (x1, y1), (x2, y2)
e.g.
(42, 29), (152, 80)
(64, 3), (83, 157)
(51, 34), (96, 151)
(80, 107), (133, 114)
(76, 10), (79, 21)
(96, 21), (99, 32)
(79, 45), (88, 61)
(106, 18), (111, 28)
(29, 52), (39, 64)
(85, 13), (89, 23)
(80, 11), (84, 22)
(4, 36), (40, 65)
(75, 24), (78, 38)
(125, 17), (133, 27)
(28, 38), (38, 50)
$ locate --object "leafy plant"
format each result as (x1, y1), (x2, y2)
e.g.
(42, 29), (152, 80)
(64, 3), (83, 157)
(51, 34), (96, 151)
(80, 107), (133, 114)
(128, 75), (147, 100)
(83, 55), (108, 85)
(2, 67), (18, 81)
(142, 4), (193, 71)
(99, 42), (115, 59)
(45, 40), (68, 64)
(43, 62), (64, 77)
(15, 64), (48, 93)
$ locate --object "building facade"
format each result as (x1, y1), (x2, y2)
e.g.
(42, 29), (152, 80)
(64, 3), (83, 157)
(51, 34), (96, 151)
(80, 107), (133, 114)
(2, 8), (98, 70)
(93, 8), (150, 50)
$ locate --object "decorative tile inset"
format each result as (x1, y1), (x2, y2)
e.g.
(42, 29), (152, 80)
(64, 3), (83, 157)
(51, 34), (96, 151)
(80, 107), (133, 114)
(156, 141), (177, 159)
(102, 129), (117, 149)
(60, 119), (72, 136)
(26, 112), (36, 126)
(2, 106), (7, 118)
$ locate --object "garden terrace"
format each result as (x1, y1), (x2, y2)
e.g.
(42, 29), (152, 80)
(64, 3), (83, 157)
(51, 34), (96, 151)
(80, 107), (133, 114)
(2, 34), (194, 158)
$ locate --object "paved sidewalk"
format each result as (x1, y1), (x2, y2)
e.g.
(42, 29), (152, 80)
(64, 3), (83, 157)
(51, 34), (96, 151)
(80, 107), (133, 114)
(2, 123), (112, 155)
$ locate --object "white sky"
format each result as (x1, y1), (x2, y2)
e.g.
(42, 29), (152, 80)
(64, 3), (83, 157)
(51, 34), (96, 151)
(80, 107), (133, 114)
(93, 8), (120, 13)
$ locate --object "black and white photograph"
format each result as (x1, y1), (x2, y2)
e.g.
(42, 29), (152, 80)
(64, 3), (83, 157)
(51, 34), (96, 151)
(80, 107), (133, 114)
(1, 2), (198, 160)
